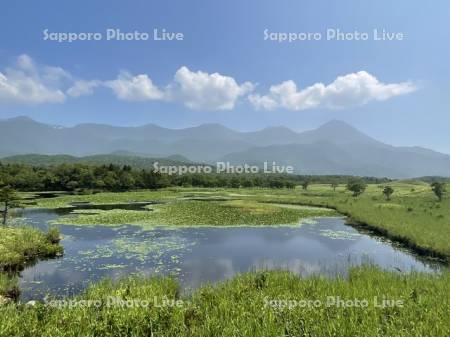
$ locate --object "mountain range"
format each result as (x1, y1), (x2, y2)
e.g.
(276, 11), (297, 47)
(1, 116), (449, 178)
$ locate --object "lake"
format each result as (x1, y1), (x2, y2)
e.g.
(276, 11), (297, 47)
(14, 205), (443, 301)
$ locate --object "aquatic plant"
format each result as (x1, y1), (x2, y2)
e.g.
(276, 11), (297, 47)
(52, 200), (336, 228)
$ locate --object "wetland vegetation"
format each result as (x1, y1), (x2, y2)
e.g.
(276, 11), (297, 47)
(52, 199), (337, 228)
(1, 266), (449, 336)
(23, 180), (450, 261)
(0, 172), (449, 336)
(0, 226), (62, 272)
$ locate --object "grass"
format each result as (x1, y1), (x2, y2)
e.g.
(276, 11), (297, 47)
(0, 266), (449, 336)
(52, 199), (336, 227)
(0, 274), (19, 300)
(0, 226), (63, 272)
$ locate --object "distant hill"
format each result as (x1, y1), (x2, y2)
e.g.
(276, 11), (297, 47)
(0, 153), (199, 170)
(1, 116), (450, 178)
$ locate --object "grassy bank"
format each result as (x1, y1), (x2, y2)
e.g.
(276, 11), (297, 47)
(0, 266), (449, 336)
(0, 226), (63, 272)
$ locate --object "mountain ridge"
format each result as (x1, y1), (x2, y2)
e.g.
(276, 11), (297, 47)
(1, 116), (449, 178)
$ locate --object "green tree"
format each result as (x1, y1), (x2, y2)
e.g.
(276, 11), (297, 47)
(285, 181), (296, 189)
(346, 178), (367, 197)
(0, 187), (20, 225)
(241, 178), (254, 188)
(142, 170), (161, 190)
(230, 177), (241, 188)
(301, 180), (310, 190)
(383, 186), (394, 201)
(431, 182), (445, 202)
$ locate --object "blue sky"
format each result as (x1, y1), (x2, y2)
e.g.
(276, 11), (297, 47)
(0, 0), (449, 153)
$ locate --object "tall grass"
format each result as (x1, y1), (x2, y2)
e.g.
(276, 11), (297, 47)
(0, 274), (19, 299)
(0, 266), (449, 336)
(0, 226), (63, 271)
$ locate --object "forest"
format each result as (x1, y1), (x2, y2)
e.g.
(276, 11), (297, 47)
(0, 162), (391, 192)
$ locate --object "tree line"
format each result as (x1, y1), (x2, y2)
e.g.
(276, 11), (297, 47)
(0, 163), (446, 226)
(0, 162), (390, 192)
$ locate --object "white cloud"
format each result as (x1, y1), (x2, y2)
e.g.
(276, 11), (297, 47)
(0, 54), (67, 104)
(103, 72), (164, 101)
(167, 66), (254, 110)
(104, 66), (254, 110)
(249, 71), (417, 111)
(67, 80), (100, 97)
(0, 55), (417, 112)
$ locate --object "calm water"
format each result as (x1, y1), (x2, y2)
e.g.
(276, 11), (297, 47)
(13, 205), (443, 301)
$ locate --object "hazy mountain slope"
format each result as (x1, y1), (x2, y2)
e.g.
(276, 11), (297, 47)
(1, 116), (449, 178)
(220, 142), (406, 177)
(0, 154), (197, 169)
(294, 120), (388, 146)
(221, 141), (450, 178)
(0, 117), (111, 155)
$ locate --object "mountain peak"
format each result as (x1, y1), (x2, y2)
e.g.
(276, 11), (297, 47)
(262, 125), (295, 132)
(317, 119), (358, 132)
(180, 123), (238, 139)
(190, 123), (234, 131)
(296, 119), (382, 146)
(5, 116), (36, 123)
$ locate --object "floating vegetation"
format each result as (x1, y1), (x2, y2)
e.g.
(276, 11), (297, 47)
(319, 229), (362, 240)
(97, 264), (127, 270)
(113, 232), (194, 263)
(71, 228), (195, 277)
(298, 218), (319, 226)
(50, 199), (337, 228)
(79, 246), (115, 259)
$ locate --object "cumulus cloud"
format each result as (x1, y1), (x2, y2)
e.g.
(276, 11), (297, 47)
(0, 55), (417, 112)
(0, 54), (67, 104)
(103, 72), (164, 101)
(166, 66), (254, 110)
(104, 66), (254, 110)
(67, 80), (101, 98)
(249, 71), (417, 111)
